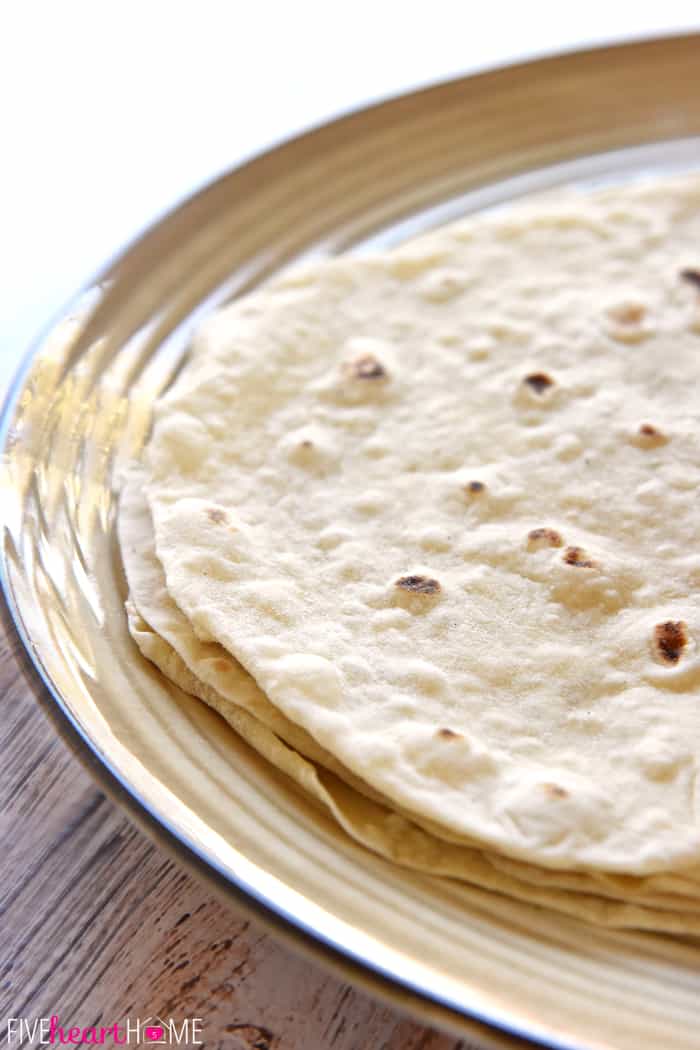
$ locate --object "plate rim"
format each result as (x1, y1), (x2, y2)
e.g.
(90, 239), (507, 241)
(2, 31), (700, 1050)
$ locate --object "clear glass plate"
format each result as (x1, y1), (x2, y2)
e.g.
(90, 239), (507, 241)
(2, 34), (700, 1050)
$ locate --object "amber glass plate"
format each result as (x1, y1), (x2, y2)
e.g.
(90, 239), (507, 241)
(2, 34), (700, 1050)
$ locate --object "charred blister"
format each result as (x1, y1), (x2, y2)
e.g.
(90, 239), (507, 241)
(542, 783), (569, 799)
(395, 575), (441, 595)
(436, 727), (462, 740)
(680, 268), (700, 291)
(653, 620), (688, 665)
(527, 527), (564, 549)
(562, 545), (597, 569)
(344, 353), (388, 381)
(679, 269), (700, 333)
(523, 371), (555, 395)
(634, 423), (669, 447)
(465, 480), (486, 496)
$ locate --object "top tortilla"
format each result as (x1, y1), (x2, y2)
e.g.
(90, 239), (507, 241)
(144, 175), (700, 873)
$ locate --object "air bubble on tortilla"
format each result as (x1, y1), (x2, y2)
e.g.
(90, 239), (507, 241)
(632, 423), (669, 448)
(527, 527), (564, 550)
(418, 269), (467, 303)
(316, 526), (354, 551)
(553, 433), (583, 461)
(603, 299), (654, 343)
(352, 489), (388, 515)
(418, 527), (451, 552)
(280, 425), (339, 467)
(370, 607), (413, 630)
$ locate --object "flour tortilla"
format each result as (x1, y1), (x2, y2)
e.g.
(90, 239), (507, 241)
(118, 466), (344, 770)
(118, 465), (390, 802)
(126, 605), (700, 932)
(145, 175), (700, 874)
(119, 474), (700, 906)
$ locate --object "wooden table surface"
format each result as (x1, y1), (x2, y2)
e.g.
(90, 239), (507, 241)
(0, 621), (478, 1050)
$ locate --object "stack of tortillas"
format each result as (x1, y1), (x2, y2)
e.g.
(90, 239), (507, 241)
(119, 174), (700, 933)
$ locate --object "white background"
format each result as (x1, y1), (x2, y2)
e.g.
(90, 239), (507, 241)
(1, 2), (698, 389)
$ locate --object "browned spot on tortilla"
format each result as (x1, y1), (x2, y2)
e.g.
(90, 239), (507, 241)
(680, 268), (700, 290)
(300, 439), (314, 448)
(465, 480), (486, 495)
(608, 303), (646, 325)
(527, 527), (564, 549)
(653, 620), (688, 664)
(395, 575), (441, 595)
(214, 658), (231, 673)
(206, 507), (227, 525)
(345, 353), (387, 380)
(563, 545), (596, 569)
(636, 423), (668, 445)
(437, 727), (462, 740)
(543, 783), (569, 799)
(523, 372), (554, 394)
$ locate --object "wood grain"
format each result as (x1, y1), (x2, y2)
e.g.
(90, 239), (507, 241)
(0, 623), (478, 1050)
